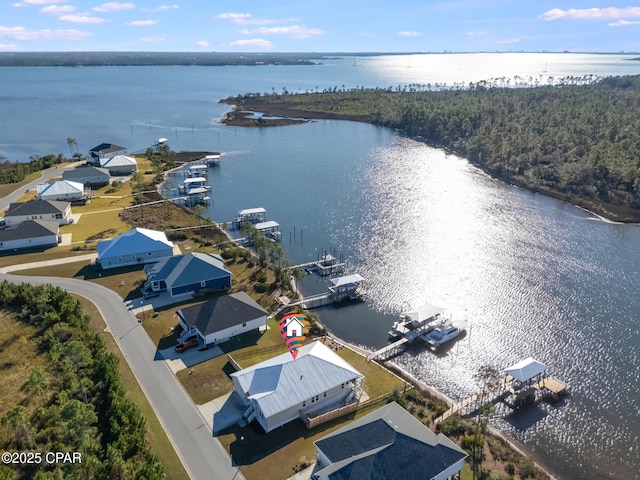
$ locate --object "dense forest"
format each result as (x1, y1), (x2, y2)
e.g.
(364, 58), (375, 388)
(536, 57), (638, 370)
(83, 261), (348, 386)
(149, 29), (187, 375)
(223, 75), (640, 221)
(0, 52), (318, 67)
(0, 282), (164, 480)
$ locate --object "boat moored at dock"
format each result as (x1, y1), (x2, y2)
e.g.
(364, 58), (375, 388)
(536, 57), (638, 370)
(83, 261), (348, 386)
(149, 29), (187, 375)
(420, 316), (467, 350)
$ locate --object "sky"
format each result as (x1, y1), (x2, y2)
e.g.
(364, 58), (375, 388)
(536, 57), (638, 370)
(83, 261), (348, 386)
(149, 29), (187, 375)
(0, 1), (638, 53)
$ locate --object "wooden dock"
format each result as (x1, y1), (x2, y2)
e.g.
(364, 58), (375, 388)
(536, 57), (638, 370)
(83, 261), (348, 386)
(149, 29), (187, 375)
(434, 375), (513, 424)
(366, 338), (410, 362)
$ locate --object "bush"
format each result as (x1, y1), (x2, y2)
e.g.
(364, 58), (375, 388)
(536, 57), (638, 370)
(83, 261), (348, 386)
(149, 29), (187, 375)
(254, 282), (268, 293)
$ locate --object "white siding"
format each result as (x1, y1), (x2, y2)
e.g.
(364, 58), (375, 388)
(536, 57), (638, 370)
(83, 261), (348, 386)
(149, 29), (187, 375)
(0, 234), (59, 250)
(202, 316), (265, 346)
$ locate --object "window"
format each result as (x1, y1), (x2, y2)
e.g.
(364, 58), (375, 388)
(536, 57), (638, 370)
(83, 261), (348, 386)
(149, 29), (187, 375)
(55, 213), (62, 219)
(323, 392), (327, 397)
(148, 252), (153, 256)
(302, 401), (306, 407)
(131, 254), (136, 259)
(200, 280), (206, 287)
(242, 322), (247, 327)
(118, 257), (122, 261)
(341, 383), (344, 389)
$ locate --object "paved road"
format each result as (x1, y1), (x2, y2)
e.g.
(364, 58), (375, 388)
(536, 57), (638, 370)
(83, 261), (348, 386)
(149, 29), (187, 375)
(0, 272), (244, 480)
(0, 161), (83, 211)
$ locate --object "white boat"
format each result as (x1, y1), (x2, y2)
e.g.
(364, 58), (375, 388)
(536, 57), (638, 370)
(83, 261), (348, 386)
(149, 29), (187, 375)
(421, 317), (466, 350)
(388, 305), (445, 342)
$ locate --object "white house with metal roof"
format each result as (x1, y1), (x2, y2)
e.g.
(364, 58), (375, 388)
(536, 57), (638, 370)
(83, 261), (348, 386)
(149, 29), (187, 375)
(99, 154), (138, 175)
(96, 227), (175, 269)
(88, 143), (127, 164)
(36, 180), (86, 202)
(230, 341), (364, 433)
(143, 252), (231, 297)
(3, 200), (73, 226)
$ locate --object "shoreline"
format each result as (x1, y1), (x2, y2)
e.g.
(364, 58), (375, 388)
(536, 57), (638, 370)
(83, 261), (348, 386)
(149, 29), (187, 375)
(162, 157), (558, 479)
(220, 100), (640, 224)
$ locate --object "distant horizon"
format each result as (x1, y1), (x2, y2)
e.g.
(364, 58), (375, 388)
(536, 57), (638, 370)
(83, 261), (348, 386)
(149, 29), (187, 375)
(1, 2), (638, 53)
(2, 50), (639, 55)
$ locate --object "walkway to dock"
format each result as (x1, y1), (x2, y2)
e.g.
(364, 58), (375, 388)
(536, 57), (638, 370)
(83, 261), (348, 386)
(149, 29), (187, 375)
(434, 375), (513, 425)
(366, 338), (410, 362)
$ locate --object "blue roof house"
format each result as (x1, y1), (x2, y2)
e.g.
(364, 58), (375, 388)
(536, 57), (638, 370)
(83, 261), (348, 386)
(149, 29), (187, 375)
(97, 227), (175, 270)
(144, 252), (231, 297)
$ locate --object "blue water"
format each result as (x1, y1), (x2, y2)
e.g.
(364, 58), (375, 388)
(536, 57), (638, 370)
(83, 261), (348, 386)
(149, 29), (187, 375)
(2, 53), (640, 479)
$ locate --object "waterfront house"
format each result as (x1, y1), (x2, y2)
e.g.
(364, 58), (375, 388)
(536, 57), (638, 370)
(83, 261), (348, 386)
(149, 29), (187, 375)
(176, 291), (267, 346)
(312, 401), (467, 480)
(99, 154), (138, 175)
(230, 341), (364, 433)
(0, 220), (60, 251)
(36, 180), (86, 202)
(3, 200), (73, 226)
(62, 165), (110, 188)
(143, 252), (231, 297)
(96, 227), (174, 270)
(88, 143), (127, 164)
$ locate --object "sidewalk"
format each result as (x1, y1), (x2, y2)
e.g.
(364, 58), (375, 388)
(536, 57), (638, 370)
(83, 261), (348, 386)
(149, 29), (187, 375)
(0, 252), (97, 273)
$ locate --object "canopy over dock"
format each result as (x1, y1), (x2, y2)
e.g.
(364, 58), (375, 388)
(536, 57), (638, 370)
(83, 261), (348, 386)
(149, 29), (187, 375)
(505, 357), (548, 383)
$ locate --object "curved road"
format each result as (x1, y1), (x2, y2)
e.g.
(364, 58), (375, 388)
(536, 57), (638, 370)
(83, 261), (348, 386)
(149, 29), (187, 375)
(0, 272), (243, 480)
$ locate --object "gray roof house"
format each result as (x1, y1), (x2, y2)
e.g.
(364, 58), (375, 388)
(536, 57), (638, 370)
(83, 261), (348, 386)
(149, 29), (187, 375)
(230, 341), (364, 433)
(62, 166), (110, 187)
(3, 200), (73, 226)
(312, 402), (468, 480)
(176, 291), (268, 347)
(0, 220), (60, 251)
(89, 143), (127, 162)
(144, 252), (231, 297)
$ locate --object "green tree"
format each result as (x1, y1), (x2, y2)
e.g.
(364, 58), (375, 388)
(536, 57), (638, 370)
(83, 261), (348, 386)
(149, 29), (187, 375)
(24, 367), (50, 406)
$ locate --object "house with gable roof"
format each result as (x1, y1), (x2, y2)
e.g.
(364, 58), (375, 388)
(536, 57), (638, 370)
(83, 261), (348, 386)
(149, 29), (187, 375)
(99, 154), (137, 175)
(88, 143), (127, 165)
(4, 200), (73, 226)
(36, 180), (87, 202)
(312, 401), (467, 480)
(62, 165), (110, 188)
(0, 220), (60, 251)
(143, 252), (231, 298)
(176, 291), (268, 346)
(230, 341), (364, 433)
(96, 227), (175, 269)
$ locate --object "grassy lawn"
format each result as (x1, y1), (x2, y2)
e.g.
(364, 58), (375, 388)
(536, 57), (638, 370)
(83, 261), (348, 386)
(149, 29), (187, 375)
(0, 171), (45, 199)
(61, 209), (130, 244)
(16, 261), (146, 300)
(0, 245), (96, 268)
(76, 294), (189, 480)
(335, 348), (406, 399)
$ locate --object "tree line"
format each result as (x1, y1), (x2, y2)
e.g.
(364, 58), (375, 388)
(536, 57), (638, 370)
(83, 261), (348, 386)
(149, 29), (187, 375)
(0, 154), (68, 185)
(226, 74), (640, 221)
(0, 282), (164, 480)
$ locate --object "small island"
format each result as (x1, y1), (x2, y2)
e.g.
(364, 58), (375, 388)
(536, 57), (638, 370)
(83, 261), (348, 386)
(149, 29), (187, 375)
(221, 75), (640, 223)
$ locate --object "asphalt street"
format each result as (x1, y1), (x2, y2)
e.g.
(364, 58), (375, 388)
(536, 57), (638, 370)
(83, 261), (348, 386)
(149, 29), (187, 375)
(0, 272), (244, 480)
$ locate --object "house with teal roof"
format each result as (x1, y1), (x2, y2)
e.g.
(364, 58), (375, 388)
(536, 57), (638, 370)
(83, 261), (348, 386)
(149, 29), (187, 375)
(97, 227), (175, 269)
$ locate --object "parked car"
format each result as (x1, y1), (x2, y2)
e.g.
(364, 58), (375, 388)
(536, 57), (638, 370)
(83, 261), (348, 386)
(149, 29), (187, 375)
(175, 337), (198, 353)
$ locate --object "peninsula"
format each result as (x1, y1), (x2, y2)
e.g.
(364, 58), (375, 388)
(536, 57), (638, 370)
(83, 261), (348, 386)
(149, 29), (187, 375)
(221, 74), (640, 223)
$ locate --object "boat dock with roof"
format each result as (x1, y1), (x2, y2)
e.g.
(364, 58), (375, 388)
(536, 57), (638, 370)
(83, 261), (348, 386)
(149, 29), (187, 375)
(434, 357), (570, 424)
(232, 207), (267, 229)
(288, 254), (346, 277)
(288, 274), (366, 309)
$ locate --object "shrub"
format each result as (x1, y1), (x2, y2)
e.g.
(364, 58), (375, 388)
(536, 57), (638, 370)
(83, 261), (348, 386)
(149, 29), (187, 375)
(254, 282), (268, 293)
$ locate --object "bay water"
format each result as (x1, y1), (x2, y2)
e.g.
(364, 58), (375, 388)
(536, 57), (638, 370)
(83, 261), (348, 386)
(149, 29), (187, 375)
(1, 53), (640, 479)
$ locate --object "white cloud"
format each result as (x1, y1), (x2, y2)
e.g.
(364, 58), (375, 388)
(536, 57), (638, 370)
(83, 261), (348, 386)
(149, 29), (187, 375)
(0, 25), (90, 40)
(609, 19), (640, 26)
(248, 25), (325, 38)
(140, 36), (166, 43)
(0, 43), (22, 51)
(228, 38), (274, 49)
(217, 12), (250, 21)
(142, 4), (179, 13)
(40, 5), (75, 15)
(195, 40), (209, 47)
(495, 38), (520, 45)
(93, 2), (135, 13)
(60, 13), (107, 24)
(540, 7), (640, 21)
(397, 31), (423, 37)
(467, 31), (488, 36)
(126, 20), (157, 26)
